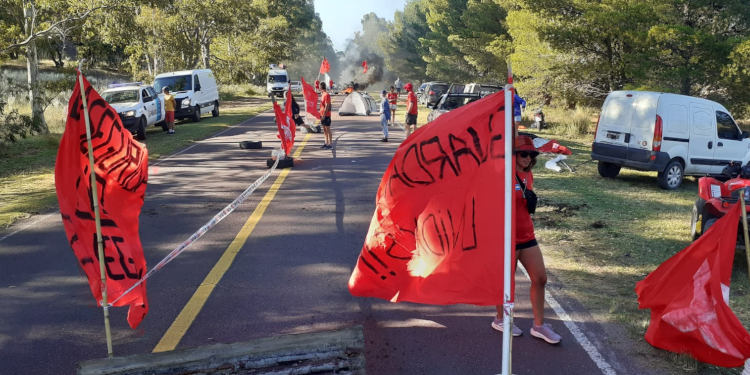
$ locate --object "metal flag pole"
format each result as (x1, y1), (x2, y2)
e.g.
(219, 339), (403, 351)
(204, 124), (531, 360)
(740, 189), (750, 284)
(501, 61), (515, 375)
(78, 60), (114, 358)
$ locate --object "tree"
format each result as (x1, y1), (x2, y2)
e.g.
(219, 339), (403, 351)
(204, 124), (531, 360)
(380, 0), (429, 81)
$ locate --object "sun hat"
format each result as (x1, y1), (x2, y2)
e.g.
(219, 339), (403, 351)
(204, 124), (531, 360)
(515, 135), (539, 155)
(404, 82), (413, 91)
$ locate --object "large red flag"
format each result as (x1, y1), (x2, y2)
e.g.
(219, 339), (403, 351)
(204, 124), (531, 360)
(362, 61), (368, 74)
(273, 93), (295, 156)
(301, 77), (320, 120)
(55, 71), (149, 329)
(348, 91), (512, 305)
(319, 58), (330, 74)
(635, 202), (750, 367)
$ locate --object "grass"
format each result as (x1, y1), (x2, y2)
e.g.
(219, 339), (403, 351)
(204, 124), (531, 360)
(0, 90), (272, 228)
(524, 117), (749, 374)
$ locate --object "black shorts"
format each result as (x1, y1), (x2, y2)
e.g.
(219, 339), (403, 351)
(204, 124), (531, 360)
(516, 238), (538, 251)
(321, 116), (331, 126)
(406, 113), (417, 125)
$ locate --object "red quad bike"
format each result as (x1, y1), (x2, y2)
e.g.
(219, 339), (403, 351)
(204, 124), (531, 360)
(690, 162), (750, 241)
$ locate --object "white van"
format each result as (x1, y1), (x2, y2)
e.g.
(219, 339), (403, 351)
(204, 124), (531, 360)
(592, 90), (747, 189)
(153, 69), (219, 122)
(267, 65), (289, 97)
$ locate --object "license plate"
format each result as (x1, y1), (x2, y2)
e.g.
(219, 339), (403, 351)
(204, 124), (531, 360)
(606, 131), (620, 140)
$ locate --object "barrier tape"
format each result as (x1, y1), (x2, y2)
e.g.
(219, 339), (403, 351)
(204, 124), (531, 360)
(110, 151), (283, 306)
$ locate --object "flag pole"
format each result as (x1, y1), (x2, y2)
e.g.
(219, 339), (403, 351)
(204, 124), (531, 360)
(740, 189), (750, 284)
(78, 61), (114, 358)
(501, 61), (514, 375)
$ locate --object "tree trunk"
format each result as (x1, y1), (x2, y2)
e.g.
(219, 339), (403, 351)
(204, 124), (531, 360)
(201, 39), (210, 69)
(24, 2), (48, 133)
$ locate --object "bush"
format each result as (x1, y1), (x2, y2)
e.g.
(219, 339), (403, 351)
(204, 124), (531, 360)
(219, 83), (265, 100)
(545, 106), (598, 137)
(0, 100), (39, 146)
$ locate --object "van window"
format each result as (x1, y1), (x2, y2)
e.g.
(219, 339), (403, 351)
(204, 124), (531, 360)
(268, 75), (288, 83)
(141, 89), (151, 101)
(194, 75), (201, 91)
(716, 111), (739, 140)
(154, 75), (192, 92)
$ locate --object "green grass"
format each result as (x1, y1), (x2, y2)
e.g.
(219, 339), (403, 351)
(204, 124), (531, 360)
(0, 95), (272, 228)
(524, 123), (749, 374)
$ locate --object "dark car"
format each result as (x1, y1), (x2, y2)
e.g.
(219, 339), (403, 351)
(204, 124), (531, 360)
(420, 82), (450, 106)
(426, 92), (481, 123)
(464, 82), (503, 97)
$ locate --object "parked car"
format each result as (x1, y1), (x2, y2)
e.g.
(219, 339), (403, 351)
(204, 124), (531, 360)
(420, 82), (450, 107)
(153, 69), (220, 122)
(426, 92), (481, 123)
(464, 82), (503, 97)
(289, 80), (302, 92)
(101, 83), (164, 140)
(417, 83), (428, 98)
(591, 90), (745, 190)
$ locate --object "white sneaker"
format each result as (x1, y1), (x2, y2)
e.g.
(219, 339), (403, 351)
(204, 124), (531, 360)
(530, 323), (561, 344)
(491, 318), (522, 337)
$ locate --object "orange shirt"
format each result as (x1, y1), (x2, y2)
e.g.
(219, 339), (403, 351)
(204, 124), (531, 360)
(515, 169), (535, 244)
(320, 91), (331, 117)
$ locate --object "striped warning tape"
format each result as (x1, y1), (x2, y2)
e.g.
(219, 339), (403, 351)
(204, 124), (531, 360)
(110, 151), (283, 306)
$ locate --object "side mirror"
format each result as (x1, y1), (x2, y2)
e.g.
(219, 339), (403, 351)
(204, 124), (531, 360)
(143, 96), (152, 103)
(742, 131), (749, 139)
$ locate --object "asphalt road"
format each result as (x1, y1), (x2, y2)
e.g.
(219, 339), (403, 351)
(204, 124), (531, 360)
(0, 96), (656, 375)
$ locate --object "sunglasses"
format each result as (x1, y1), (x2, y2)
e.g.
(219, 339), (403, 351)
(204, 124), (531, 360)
(516, 151), (538, 158)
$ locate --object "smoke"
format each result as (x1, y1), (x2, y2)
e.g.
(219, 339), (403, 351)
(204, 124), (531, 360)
(337, 44), (385, 91)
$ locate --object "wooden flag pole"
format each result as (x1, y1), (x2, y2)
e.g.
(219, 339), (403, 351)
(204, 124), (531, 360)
(78, 61), (114, 358)
(740, 189), (750, 284)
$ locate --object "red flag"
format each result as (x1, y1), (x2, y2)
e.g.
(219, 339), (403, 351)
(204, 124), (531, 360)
(319, 58), (330, 74)
(55, 71), (149, 329)
(301, 77), (320, 120)
(273, 93), (295, 156)
(362, 60), (368, 74)
(635, 202), (750, 367)
(348, 92), (512, 305)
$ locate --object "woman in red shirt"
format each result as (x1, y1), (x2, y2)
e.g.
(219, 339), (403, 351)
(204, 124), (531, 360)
(386, 86), (398, 126)
(492, 135), (562, 345)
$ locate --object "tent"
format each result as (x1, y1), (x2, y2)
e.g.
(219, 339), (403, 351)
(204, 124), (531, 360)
(338, 92), (378, 116)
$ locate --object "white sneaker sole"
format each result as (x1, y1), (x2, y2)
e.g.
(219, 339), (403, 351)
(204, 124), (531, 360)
(530, 328), (561, 344)
(491, 322), (522, 337)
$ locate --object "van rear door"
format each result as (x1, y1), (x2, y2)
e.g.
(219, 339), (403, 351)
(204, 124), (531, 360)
(597, 92), (656, 157)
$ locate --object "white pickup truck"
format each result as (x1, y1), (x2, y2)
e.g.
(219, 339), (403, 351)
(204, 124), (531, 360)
(101, 83), (165, 140)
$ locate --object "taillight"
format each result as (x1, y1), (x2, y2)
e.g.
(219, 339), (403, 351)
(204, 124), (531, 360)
(594, 114), (601, 136)
(429, 90), (434, 95)
(653, 114), (663, 152)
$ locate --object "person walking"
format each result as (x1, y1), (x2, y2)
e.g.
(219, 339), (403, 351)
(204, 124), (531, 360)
(380, 90), (390, 142)
(394, 77), (402, 94)
(404, 82), (418, 138)
(319, 82), (332, 149)
(162, 86), (176, 134)
(387, 86), (398, 126)
(492, 135), (561, 345)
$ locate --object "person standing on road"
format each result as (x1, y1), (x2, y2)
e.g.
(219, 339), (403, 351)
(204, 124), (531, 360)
(319, 82), (332, 149)
(404, 82), (418, 138)
(380, 90), (390, 142)
(492, 135), (562, 345)
(394, 77), (402, 94)
(163, 86), (176, 134)
(513, 91), (527, 124)
(387, 86), (398, 126)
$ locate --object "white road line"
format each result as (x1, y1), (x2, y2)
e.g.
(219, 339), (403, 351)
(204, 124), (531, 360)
(519, 265), (616, 375)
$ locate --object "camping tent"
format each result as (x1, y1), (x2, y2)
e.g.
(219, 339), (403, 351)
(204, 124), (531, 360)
(338, 92), (378, 116)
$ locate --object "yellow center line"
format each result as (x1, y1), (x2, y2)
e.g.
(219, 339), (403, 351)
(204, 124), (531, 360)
(153, 132), (313, 353)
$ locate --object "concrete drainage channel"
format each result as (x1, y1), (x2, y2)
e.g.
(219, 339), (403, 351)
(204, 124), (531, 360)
(77, 326), (365, 375)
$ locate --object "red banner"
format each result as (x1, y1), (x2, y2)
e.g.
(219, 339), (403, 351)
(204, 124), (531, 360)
(273, 92), (295, 156)
(635, 202), (750, 367)
(319, 58), (330, 74)
(348, 92), (512, 305)
(301, 77), (320, 120)
(362, 60), (368, 74)
(55, 71), (149, 329)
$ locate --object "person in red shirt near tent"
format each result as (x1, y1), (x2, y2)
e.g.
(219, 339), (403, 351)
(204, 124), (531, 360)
(319, 82), (332, 149)
(386, 86), (398, 127)
(492, 135), (562, 345)
(404, 82), (418, 137)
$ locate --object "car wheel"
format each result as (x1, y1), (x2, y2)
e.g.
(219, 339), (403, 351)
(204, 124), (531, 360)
(597, 161), (621, 178)
(690, 198), (706, 240)
(212, 101), (219, 117)
(658, 159), (683, 190)
(702, 216), (718, 234)
(136, 116), (147, 140)
(192, 105), (201, 122)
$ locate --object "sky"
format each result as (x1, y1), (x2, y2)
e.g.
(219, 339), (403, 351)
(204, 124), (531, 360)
(313, 0), (408, 51)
